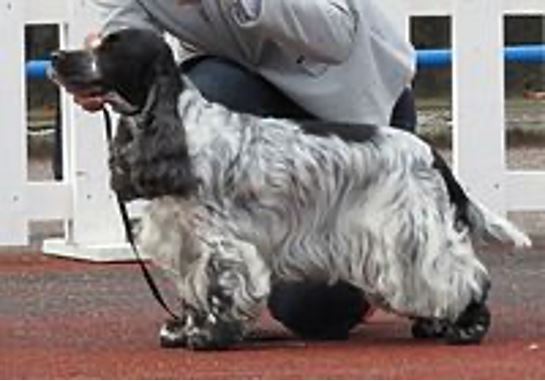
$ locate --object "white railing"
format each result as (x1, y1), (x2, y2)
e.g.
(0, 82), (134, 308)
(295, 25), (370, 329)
(1, 0), (544, 261)
(1, 0), (129, 260)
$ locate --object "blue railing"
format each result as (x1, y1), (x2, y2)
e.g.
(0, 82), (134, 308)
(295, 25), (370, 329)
(416, 44), (545, 68)
(26, 59), (51, 80)
(26, 44), (545, 80)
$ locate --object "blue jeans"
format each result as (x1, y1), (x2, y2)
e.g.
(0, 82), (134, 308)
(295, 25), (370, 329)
(182, 56), (417, 340)
(183, 56), (417, 131)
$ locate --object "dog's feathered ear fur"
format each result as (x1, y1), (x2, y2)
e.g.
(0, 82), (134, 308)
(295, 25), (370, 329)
(109, 42), (198, 200)
(146, 46), (185, 120)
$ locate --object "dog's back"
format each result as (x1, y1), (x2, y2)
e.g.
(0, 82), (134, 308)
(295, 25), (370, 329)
(192, 109), (529, 286)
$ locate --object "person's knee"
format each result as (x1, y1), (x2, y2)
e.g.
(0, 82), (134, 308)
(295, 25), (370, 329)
(390, 88), (417, 133)
(183, 57), (247, 108)
(268, 281), (366, 340)
(182, 57), (272, 115)
(182, 56), (313, 119)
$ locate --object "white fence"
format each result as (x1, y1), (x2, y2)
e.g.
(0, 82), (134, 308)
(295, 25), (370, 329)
(1, 0), (544, 261)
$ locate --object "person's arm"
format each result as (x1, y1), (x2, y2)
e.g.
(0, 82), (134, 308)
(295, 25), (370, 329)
(226, 0), (358, 64)
(93, 0), (162, 36)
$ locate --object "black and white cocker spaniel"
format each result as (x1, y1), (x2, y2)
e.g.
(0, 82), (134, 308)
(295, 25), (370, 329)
(50, 28), (531, 350)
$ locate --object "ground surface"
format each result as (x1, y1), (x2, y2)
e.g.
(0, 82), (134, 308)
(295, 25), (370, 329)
(1, 240), (544, 379)
(4, 98), (543, 378)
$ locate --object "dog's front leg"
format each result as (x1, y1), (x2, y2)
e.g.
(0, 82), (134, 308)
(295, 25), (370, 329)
(160, 305), (247, 350)
(155, 208), (271, 350)
(141, 199), (270, 350)
(159, 307), (246, 350)
(187, 236), (270, 350)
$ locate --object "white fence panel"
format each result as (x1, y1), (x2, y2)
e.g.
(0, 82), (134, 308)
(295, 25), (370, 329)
(0, 0), (27, 245)
(25, 0), (68, 24)
(502, 0), (545, 212)
(405, 0), (452, 16)
(504, 0), (545, 14)
(507, 172), (545, 211)
(0, 0), (544, 259)
(452, 0), (507, 214)
(42, 0), (132, 261)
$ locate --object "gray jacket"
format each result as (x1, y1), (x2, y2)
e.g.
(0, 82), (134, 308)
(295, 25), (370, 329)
(94, 0), (416, 125)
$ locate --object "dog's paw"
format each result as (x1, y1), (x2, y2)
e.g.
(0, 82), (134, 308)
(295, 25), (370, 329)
(185, 329), (225, 350)
(159, 319), (187, 348)
(184, 314), (244, 351)
(411, 318), (448, 340)
(444, 302), (491, 345)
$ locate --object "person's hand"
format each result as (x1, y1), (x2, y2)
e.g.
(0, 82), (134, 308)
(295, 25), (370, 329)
(73, 32), (105, 113)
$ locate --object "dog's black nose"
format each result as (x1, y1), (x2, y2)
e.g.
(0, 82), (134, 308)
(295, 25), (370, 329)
(50, 51), (65, 67)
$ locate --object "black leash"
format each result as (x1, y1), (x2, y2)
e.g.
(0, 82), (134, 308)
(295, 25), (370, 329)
(102, 107), (181, 321)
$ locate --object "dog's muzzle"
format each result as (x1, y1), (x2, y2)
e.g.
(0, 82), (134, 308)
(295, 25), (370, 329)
(49, 50), (104, 95)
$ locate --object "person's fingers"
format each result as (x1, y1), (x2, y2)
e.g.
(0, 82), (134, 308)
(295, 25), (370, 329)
(84, 32), (101, 49)
(74, 94), (105, 112)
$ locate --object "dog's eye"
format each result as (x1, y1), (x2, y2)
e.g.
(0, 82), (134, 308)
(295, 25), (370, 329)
(99, 34), (121, 52)
(103, 33), (121, 44)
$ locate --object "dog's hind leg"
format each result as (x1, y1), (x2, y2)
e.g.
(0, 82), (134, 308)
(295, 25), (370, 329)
(443, 299), (491, 344)
(409, 228), (491, 345)
(411, 300), (491, 345)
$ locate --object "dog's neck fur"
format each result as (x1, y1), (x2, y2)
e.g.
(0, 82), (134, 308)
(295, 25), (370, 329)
(173, 78), (259, 160)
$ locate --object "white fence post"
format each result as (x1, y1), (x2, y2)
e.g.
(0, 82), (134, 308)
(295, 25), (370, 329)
(42, 0), (132, 261)
(2, 0), (544, 253)
(0, 0), (27, 245)
(452, 0), (507, 215)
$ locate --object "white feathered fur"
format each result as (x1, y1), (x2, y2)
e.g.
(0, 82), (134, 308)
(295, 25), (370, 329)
(133, 85), (530, 348)
(52, 28), (531, 349)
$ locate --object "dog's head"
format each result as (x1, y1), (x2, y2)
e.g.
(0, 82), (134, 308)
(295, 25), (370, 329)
(52, 28), (197, 200)
(50, 28), (181, 114)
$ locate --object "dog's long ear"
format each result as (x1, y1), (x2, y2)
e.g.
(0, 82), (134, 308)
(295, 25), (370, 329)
(130, 44), (198, 199)
(145, 45), (184, 120)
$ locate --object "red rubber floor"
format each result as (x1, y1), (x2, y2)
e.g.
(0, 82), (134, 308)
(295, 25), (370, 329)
(1, 242), (544, 379)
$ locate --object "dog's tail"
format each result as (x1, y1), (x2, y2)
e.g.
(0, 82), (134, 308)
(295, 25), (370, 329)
(431, 149), (531, 248)
(466, 199), (532, 248)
